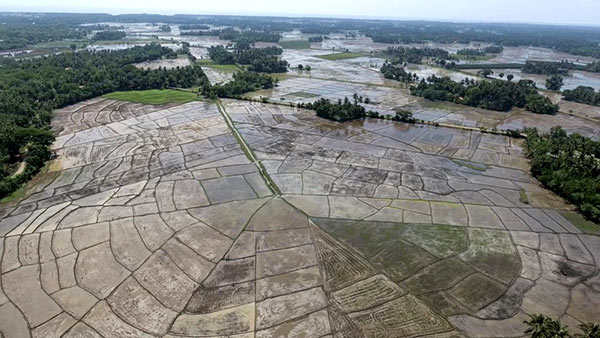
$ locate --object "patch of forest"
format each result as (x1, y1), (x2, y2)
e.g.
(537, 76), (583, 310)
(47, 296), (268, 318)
(525, 127), (600, 223)
(409, 76), (558, 114)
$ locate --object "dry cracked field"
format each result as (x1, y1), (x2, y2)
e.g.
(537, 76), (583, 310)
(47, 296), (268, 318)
(0, 97), (598, 338)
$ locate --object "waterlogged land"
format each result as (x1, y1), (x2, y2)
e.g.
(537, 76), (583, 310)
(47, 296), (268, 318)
(1, 15), (600, 337)
(0, 95), (598, 337)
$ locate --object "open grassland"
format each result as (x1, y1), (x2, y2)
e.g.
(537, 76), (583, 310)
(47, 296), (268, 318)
(103, 89), (199, 105)
(317, 52), (363, 60)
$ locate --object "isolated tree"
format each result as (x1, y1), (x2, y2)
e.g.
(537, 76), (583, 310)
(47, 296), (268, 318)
(507, 74), (514, 82)
(305, 65), (311, 71)
(298, 64), (304, 70)
(546, 75), (564, 91)
(479, 69), (493, 78)
(499, 73), (504, 78)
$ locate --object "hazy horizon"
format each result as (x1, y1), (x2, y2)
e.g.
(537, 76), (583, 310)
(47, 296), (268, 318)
(2, 0), (600, 27)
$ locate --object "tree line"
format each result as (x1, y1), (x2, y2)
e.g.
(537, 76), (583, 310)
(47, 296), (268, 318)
(5, 13), (600, 59)
(0, 43), (210, 199)
(92, 30), (126, 41)
(522, 61), (575, 75)
(562, 86), (600, 106)
(409, 76), (558, 114)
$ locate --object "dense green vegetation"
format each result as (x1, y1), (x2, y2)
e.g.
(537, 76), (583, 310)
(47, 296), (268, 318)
(298, 97), (374, 122)
(380, 62), (418, 83)
(297, 97), (417, 123)
(207, 45), (288, 73)
(0, 43), (209, 199)
(410, 76), (558, 114)
(208, 71), (275, 98)
(522, 61), (574, 75)
(92, 30), (126, 41)
(0, 23), (86, 50)
(308, 36), (324, 43)
(457, 48), (487, 56)
(103, 89), (199, 104)
(545, 75), (564, 91)
(525, 127), (600, 223)
(484, 45), (504, 53)
(383, 47), (449, 64)
(562, 86), (600, 106)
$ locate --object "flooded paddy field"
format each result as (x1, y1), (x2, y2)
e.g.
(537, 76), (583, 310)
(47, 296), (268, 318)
(282, 50), (388, 85)
(0, 95), (598, 337)
(249, 76), (414, 114)
(464, 68), (600, 91)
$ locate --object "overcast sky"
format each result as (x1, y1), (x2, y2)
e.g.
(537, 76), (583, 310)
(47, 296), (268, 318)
(3, 0), (600, 26)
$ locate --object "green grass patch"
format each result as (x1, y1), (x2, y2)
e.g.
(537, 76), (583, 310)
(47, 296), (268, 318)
(278, 40), (311, 49)
(560, 211), (600, 234)
(197, 60), (241, 72)
(316, 52), (362, 61)
(288, 91), (320, 98)
(519, 188), (529, 204)
(31, 39), (88, 49)
(103, 89), (199, 105)
(0, 182), (28, 204)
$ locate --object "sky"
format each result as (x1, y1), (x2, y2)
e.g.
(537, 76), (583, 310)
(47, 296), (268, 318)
(2, 0), (600, 26)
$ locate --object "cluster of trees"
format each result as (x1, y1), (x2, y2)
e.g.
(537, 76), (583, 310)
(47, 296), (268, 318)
(308, 36), (324, 42)
(455, 46), (502, 56)
(92, 30), (126, 41)
(410, 76), (558, 114)
(159, 25), (171, 32)
(298, 97), (372, 122)
(545, 75), (564, 91)
(484, 45), (504, 53)
(207, 45), (288, 73)
(562, 86), (600, 106)
(207, 71), (275, 98)
(0, 43), (209, 199)
(380, 62), (418, 83)
(525, 127), (600, 223)
(0, 23), (86, 50)
(585, 62), (600, 73)
(180, 29), (222, 36)
(297, 96), (417, 124)
(522, 61), (574, 75)
(383, 46), (449, 64)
